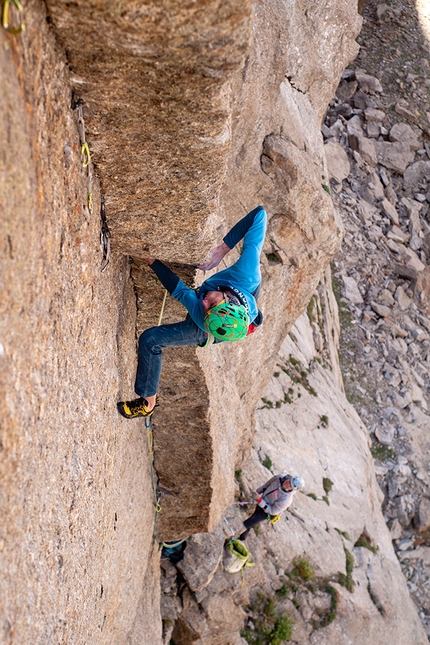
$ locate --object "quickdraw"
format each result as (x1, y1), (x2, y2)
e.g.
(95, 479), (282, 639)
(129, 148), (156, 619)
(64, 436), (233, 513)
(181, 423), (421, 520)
(80, 141), (91, 168)
(2, 0), (24, 34)
(76, 104), (92, 222)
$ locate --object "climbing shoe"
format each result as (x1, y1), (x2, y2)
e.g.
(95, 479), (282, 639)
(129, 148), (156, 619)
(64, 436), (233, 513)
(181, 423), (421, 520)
(117, 396), (158, 419)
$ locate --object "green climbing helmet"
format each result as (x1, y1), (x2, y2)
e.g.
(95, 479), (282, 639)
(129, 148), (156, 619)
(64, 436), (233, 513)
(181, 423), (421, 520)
(204, 302), (250, 341)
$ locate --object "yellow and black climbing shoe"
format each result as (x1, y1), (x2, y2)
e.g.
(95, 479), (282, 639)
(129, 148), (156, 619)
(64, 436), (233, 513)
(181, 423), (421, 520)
(117, 396), (157, 419)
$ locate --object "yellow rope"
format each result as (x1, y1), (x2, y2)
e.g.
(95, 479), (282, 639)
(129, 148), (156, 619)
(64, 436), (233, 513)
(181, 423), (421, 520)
(157, 289), (168, 326)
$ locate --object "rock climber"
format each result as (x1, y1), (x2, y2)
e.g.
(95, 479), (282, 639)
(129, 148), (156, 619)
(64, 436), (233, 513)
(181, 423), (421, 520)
(239, 473), (304, 540)
(117, 205), (267, 419)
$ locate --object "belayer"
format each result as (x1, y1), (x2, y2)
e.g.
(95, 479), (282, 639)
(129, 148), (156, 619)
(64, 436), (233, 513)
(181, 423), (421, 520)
(239, 473), (304, 540)
(118, 206), (267, 419)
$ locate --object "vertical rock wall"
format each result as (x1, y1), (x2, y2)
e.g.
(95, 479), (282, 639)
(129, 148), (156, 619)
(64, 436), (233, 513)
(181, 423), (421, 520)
(2, 0), (365, 641)
(0, 3), (161, 643)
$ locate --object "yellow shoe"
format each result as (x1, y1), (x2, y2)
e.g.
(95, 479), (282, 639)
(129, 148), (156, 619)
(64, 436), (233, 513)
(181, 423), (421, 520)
(117, 396), (157, 419)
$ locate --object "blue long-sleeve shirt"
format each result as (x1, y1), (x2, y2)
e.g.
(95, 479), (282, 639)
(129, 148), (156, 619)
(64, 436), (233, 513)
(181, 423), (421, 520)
(150, 206), (267, 332)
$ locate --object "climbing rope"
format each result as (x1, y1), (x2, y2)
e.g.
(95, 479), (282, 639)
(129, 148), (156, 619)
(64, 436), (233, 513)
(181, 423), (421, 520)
(159, 537), (188, 550)
(157, 289), (168, 326)
(2, 0), (24, 34)
(145, 415), (162, 540)
(144, 291), (189, 548)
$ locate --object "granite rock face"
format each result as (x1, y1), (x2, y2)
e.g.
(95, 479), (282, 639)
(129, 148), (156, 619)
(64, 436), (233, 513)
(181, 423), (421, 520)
(2, 0), (363, 642)
(159, 302), (427, 644)
(0, 3), (162, 643)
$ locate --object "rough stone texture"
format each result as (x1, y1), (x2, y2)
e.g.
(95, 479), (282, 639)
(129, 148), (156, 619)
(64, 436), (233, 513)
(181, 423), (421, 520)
(0, 3), (162, 643)
(44, 0), (254, 261)
(324, 139), (351, 183)
(160, 305), (427, 644)
(126, 0), (361, 540)
(2, 0), (364, 640)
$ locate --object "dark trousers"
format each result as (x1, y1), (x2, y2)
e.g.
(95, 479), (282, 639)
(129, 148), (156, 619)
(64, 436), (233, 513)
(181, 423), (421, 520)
(239, 505), (269, 540)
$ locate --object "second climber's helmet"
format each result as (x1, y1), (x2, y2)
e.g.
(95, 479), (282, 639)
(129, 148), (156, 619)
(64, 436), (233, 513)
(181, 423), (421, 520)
(204, 302), (250, 341)
(291, 476), (305, 491)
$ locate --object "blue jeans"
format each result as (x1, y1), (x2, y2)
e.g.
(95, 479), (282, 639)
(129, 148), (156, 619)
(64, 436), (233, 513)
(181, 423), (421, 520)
(134, 317), (208, 397)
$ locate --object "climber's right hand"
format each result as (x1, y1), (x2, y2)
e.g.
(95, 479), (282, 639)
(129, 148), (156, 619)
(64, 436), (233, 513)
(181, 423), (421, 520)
(198, 242), (231, 271)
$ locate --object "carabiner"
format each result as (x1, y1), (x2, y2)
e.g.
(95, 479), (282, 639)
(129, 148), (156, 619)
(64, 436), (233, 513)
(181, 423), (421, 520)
(2, 0), (25, 34)
(81, 141), (91, 167)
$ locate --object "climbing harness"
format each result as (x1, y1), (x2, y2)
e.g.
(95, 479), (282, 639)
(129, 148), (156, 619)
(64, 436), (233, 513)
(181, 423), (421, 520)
(100, 198), (111, 273)
(2, 0), (24, 34)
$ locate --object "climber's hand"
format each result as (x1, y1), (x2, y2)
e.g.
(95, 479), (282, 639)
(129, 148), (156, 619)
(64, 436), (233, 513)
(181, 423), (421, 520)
(198, 242), (231, 272)
(143, 257), (155, 265)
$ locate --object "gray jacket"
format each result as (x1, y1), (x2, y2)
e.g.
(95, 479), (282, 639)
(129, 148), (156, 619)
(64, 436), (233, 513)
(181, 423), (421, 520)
(256, 473), (295, 516)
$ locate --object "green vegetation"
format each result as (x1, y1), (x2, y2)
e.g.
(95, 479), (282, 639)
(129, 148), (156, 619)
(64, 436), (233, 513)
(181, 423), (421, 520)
(241, 594), (294, 645)
(338, 548), (355, 593)
(370, 444), (397, 461)
(262, 455), (273, 471)
(335, 528), (350, 541)
(289, 558), (314, 582)
(307, 493), (317, 501)
(322, 496), (330, 506)
(320, 415), (328, 425)
(319, 585), (339, 628)
(354, 532), (379, 554)
(235, 469), (242, 479)
(331, 271), (352, 331)
(306, 296), (317, 323)
(276, 583), (288, 598)
(261, 397), (274, 409)
(322, 478), (333, 495)
(274, 371), (280, 377)
(275, 564), (341, 632)
(278, 357), (318, 398)
(265, 252), (282, 264)
(367, 582), (386, 616)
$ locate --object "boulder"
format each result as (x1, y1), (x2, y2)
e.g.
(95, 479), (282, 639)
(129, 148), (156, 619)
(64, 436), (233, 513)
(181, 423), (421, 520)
(415, 498), (430, 533)
(413, 267), (430, 315)
(375, 425), (395, 445)
(375, 141), (415, 174)
(364, 107), (385, 122)
(371, 301), (391, 318)
(336, 79), (358, 102)
(342, 275), (364, 304)
(395, 286), (413, 311)
(325, 140), (351, 183)
(355, 71), (383, 93)
(403, 161), (430, 190)
(389, 123), (421, 151)
(394, 103), (420, 124)
(176, 525), (225, 593)
(358, 137), (378, 167)
(380, 198), (399, 224)
(347, 114), (365, 138)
